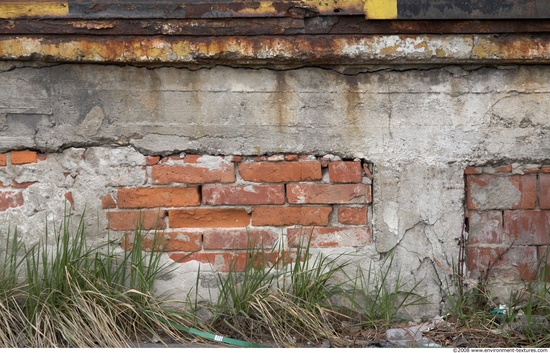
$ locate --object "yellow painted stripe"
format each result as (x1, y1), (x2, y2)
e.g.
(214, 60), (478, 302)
(364, 0), (397, 19)
(0, 2), (68, 18)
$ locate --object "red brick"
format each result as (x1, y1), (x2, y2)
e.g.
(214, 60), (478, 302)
(466, 246), (537, 281)
(0, 154), (6, 167)
(504, 210), (550, 246)
(123, 231), (202, 252)
(230, 156), (243, 163)
(0, 191), (24, 211)
(287, 227), (372, 248)
(170, 251), (288, 272)
(11, 181), (36, 188)
(107, 210), (166, 230)
(64, 192), (74, 209)
(152, 156), (235, 184)
(495, 165), (513, 173)
(251, 206), (331, 226)
(170, 252), (248, 272)
(169, 208), (250, 228)
(541, 166), (550, 173)
(284, 155), (299, 161)
(37, 153), (47, 161)
(329, 161), (363, 183)
(238, 161), (321, 182)
(146, 156), (160, 166)
(523, 168), (541, 174)
(540, 174), (550, 209)
(464, 166), (481, 175)
(363, 164), (373, 179)
(467, 210), (504, 245)
(338, 207), (367, 225)
(467, 174), (536, 210)
(117, 187), (200, 208)
(183, 154), (201, 163)
(101, 194), (117, 209)
(287, 184), (371, 204)
(11, 151), (37, 165)
(202, 185), (284, 205)
(203, 228), (278, 250)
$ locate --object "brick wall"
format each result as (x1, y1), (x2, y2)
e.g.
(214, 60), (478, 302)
(103, 154), (373, 272)
(0, 150), (44, 210)
(466, 165), (550, 283)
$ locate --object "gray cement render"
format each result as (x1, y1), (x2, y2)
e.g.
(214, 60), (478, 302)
(1, 62), (549, 316)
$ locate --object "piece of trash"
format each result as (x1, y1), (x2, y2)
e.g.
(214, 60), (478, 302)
(491, 304), (508, 322)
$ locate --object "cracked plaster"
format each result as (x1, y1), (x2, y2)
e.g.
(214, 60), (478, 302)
(1, 63), (550, 315)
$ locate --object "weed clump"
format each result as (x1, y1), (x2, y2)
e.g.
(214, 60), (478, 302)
(0, 210), (194, 347)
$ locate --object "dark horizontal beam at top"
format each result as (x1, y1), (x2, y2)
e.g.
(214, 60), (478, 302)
(2, 17), (550, 36)
(0, 0), (548, 20)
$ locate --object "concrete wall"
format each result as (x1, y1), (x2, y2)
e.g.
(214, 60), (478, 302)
(1, 62), (550, 315)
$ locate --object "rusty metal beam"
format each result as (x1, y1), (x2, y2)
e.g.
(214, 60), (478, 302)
(1, 34), (550, 66)
(2, 17), (550, 36)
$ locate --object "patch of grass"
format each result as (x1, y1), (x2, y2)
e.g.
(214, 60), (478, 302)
(0, 209), (195, 347)
(346, 252), (427, 329)
(199, 234), (427, 347)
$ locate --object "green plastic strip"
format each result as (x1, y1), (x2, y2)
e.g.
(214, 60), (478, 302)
(152, 313), (268, 348)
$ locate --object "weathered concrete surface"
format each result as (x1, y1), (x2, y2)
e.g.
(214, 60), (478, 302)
(2, 63), (550, 315)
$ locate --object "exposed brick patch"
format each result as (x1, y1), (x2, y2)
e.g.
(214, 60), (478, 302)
(11, 181), (37, 189)
(203, 185), (284, 205)
(146, 156), (160, 166)
(152, 156), (235, 184)
(97, 152), (373, 273)
(169, 208), (250, 228)
(338, 206), (367, 225)
(170, 252), (248, 272)
(287, 227), (372, 248)
(466, 165), (550, 285)
(123, 231), (202, 252)
(203, 228), (278, 250)
(251, 206), (331, 226)
(0, 154), (6, 167)
(467, 174), (536, 210)
(107, 210), (166, 230)
(466, 246), (538, 281)
(328, 161), (363, 183)
(11, 151), (37, 165)
(540, 174), (550, 209)
(117, 187), (200, 208)
(467, 210), (503, 245)
(287, 184), (371, 204)
(238, 161), (322, 182)
(464, 166), (482, 175)
(504, 210), (550, 246)
(101, 194), (117, 209)
(0, 191), (24, 211)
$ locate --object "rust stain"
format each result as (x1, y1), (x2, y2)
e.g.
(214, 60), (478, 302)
(69, 20), (115, 30)
(274, 72), (290, 132)
(1, 34), (550, 66)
